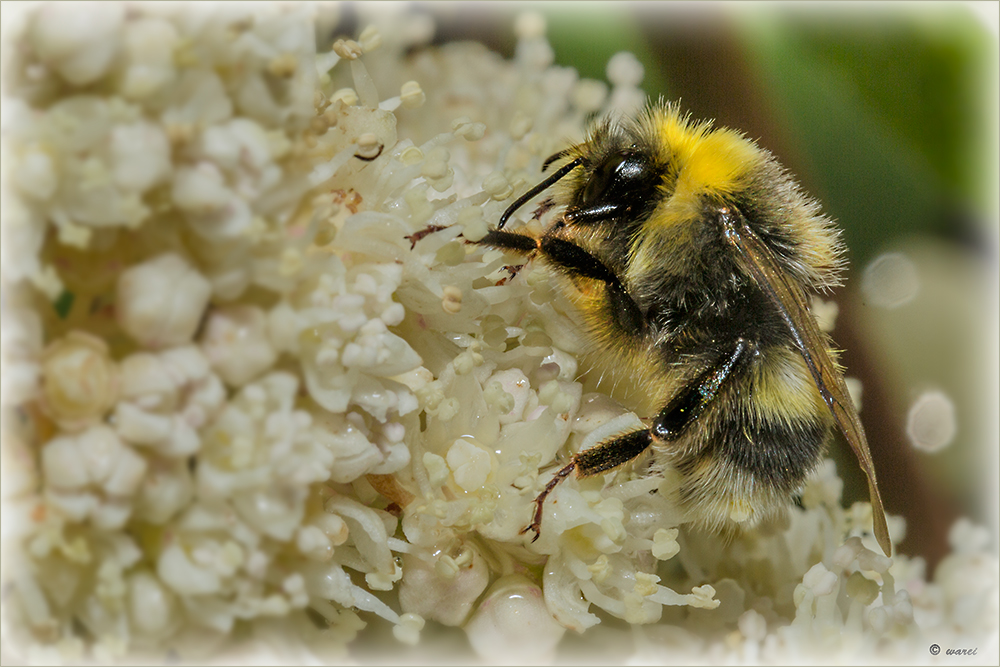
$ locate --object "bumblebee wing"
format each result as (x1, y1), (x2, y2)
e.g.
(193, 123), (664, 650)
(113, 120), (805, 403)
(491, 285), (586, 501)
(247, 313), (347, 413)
(722, 209), (891, 556)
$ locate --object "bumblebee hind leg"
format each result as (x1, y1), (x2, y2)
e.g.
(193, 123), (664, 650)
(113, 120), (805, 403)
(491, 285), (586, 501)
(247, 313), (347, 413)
(521, 430), (652, 542)
(522, 337), (753, 541)
(652, 338), (752, 441)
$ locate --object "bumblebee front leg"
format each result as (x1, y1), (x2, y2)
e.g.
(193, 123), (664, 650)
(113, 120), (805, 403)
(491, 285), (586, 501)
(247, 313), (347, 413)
(521, 337), (753, 541)
(478, 229), (541, 256)
(478, 230), (646, 337)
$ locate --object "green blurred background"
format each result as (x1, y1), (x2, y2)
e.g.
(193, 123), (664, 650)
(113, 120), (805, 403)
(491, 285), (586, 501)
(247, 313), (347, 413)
(370, 1), (999, 570)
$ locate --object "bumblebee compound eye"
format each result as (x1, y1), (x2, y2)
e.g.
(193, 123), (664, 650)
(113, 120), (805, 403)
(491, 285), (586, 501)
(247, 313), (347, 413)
(570, 151), (663, 226)
(580, 154), (625, 205)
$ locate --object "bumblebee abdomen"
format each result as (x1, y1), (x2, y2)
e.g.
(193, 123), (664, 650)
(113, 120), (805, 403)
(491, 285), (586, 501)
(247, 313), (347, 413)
(659, 343), (833, 530)
(704, 411), (828, 492)
(671, 420), (830, 531)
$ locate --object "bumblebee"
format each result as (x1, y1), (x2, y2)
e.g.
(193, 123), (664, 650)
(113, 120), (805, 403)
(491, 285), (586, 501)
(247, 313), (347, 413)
(478, 102), (891, 556)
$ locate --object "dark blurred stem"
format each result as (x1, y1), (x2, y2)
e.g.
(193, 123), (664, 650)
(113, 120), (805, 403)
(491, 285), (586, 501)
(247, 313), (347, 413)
(837, 290), (961, 573)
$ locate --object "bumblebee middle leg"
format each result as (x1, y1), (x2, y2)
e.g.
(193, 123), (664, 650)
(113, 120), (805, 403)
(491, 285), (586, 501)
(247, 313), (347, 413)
(521, 337), (753, 541)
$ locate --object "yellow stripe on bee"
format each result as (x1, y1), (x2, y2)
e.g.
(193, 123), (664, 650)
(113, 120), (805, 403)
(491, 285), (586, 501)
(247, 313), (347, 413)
(628, 108), (767, 277)
(650, 108), (762, 215)
(678, 129), (759, 196)
(749, 347), (828, 426)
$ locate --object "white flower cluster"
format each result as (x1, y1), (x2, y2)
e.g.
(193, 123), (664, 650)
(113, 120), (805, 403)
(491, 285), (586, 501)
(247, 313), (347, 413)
(1, 3), (996, 665)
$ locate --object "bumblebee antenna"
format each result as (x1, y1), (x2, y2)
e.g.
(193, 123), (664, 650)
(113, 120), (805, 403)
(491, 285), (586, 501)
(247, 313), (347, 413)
(497, 157), (583, 229)
(542, 148), (575, 172)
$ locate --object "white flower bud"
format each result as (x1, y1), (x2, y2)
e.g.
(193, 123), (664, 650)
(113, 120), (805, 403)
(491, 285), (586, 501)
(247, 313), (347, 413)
(652, 528), (680, 561)
(392, 613), (424, 646)
(200, 305), (278, 387)
(332, 39), (363, 60)
(172, 162), (231, 212)
(133, 460), (193, 525)
(29, 3), (124, 86)
(400, 81), (425, 109)
(39, 331), (119, 431)
(802, 563), (839, 597)
(857, 549), (893, 575)
(0, 196), (45, 285)
(399, 548), (489, 626)
(45, 489), (98, 522)
(73, 423), (123, 484)
(311, 414), (383, 484)
(738, 609), (768, 641)
(482, 171), (512, 200)
(312, 512), (350, 546)
(487, 369), (533, 425)
(116, 253), (212, 349)
(127, 571), (177, 638)
(14, 147), (58, 200)
(120, 17), (178, 99)
(457, 207), (488, 242)
(296, 525), (333, 560)
(157, 543), (221, 596)
(441, 285), (462, 314)
(508, 111), (533, 140)
(115, 402), (173, 445)
(234, 489), (306, 542)
(465, 575), (565, 663)
(42, 434), (90, 490)
(446, 439), (492, 492)
(110, 121), (171, 193)
(514, 12), (547, 39)
(606, 51), (644, 87)
(119, 353), (176, 408)
(92, 498), (133, 530)
(102, 445), (148, 497)
(572, 79), (608, 113)
(358, 25), (383, 53)
(115, 400), (201, 458)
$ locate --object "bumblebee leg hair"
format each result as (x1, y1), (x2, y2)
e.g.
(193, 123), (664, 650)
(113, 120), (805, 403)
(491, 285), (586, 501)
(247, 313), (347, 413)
(539, 235), (646, 336)
(521, 429), (653, 542)
(574, 428), (655, 476)
(653, 337), (752, 442)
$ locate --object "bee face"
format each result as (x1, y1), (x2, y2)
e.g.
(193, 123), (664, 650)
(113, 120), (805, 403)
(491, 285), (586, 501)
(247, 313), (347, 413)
(572, 150), (660, 212)
(476, 102), (891, 555)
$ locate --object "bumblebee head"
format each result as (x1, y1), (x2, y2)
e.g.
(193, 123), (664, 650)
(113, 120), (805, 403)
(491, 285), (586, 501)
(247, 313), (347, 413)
(563, 146), (665, 228)
(500, 103), (843, 292)
(499, 113), (666, 230)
